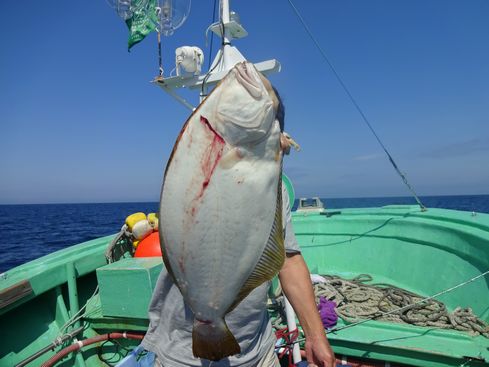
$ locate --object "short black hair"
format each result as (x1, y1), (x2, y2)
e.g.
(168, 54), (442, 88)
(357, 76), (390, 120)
(272, 86), (285, 132)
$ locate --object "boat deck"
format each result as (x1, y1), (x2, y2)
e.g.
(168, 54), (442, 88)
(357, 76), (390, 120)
(1, 205), (489, 366)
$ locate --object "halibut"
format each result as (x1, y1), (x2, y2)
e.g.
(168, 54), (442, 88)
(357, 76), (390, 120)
(159, 62), (285, 361)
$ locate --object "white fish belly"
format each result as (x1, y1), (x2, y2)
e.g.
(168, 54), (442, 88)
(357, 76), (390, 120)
(160, 112), (281, 322)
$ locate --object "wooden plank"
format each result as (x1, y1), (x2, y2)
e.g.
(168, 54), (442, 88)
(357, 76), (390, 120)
(0, 280), (33, 309)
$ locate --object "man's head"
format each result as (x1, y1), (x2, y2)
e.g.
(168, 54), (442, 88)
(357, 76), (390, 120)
(257, 73), (292, 154)
(272, 86), (285, 133)
(257, 73), (284, 131)
(270, 86), (292, 155)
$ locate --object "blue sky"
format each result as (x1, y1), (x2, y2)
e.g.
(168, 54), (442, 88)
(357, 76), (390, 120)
(1, 0), (488, 204)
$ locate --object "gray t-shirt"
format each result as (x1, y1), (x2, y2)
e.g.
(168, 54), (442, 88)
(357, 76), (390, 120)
(142, 184), (300, 366)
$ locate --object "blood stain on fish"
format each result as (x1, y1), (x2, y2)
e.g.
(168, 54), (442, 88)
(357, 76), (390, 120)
(201, 115), (224, 143)
(186, 116), (226, 220)
(197, 116), (225, 197)
(179, 256), (185, 273)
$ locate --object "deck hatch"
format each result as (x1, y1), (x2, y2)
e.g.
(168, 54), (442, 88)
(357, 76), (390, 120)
(96, 257), (163, 319)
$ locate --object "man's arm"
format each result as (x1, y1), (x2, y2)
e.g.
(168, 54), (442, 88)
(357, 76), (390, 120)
(278, 253), (335, 367)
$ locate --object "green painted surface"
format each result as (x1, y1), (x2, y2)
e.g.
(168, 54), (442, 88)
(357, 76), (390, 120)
(1, 205), (489, 366)
(282, 173), (295, 204)
(96, 257), (163, 319)
(293, 205), (489, 365)
(84, 293), (149, 332)
(0, 235), (111, 316)
(0, 236), (112, 366)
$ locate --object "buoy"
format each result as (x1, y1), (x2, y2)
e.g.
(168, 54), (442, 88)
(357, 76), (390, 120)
(134, 232), (162, 257)
(125, 212), (147, 231)
(147, 213), (159, 229)
(132, 219), (153, 240)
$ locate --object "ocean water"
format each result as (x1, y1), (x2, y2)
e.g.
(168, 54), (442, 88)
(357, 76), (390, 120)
(1, 195), (488, 273)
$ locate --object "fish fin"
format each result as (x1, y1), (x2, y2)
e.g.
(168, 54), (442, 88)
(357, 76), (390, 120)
(192, 318), (240, 361)
(228, 176), (285, 312)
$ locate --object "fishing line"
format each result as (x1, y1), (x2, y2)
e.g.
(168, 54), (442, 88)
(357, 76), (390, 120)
(286, 0), (426, 211)
(200, 6), (226, 99)
(275, 269), (489, 348)
(207, 0), (218, 71)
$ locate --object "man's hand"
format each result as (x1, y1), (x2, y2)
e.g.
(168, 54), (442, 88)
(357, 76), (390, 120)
(304, 335), (336, 367)
(279, 253), (335, 367)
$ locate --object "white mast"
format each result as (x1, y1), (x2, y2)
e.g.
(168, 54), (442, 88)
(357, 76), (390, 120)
(207, 0), (246, 73)
(155, 0), (281, 110)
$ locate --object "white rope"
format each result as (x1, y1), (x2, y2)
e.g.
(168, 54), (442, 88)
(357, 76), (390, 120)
(329, 269), (489, 333)
(275, 269), (489, 347)
(56, 285), (99, 341)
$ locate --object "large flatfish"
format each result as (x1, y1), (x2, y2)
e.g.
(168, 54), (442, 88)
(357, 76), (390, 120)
(159, 61), (285, 361)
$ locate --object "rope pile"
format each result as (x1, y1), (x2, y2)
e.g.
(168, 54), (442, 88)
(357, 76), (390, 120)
(312, 274), (489, 337)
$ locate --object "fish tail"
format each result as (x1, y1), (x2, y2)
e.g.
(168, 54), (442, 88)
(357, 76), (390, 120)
(192, 318), (240, 361)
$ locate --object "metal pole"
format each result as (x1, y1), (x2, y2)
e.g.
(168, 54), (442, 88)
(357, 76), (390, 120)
(66, 262), (86, 367)
(55, 285), (70, 325)
(200, 86), (207, 104)
(160, 85), (195, 111)
(157, 31), (163, 76)
(66, 262), (80, 328)
(15, 327), (84, 367)
(221, 0), (231, 42)
(284, 296), (302, 364)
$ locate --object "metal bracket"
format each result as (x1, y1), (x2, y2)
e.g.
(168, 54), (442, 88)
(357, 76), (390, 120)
(154, 59), (281, 111)
(210, 20), (248, 39)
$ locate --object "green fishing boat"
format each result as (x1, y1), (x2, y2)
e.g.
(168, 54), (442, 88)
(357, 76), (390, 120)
(2, 192), (489, 366)
(1, 1), (488, 366)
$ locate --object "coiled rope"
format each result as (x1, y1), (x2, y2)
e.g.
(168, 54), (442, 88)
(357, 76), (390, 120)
(313, 273), (489, 337)
(272, 271), (489, 351)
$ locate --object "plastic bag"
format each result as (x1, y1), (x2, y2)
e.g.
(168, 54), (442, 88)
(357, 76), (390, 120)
(115, 345), (155, 367)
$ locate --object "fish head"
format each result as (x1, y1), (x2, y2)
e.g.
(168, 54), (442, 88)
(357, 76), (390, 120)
(210, 61), (281, 147)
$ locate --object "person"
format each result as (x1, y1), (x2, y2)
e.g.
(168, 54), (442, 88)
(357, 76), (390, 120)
(141, 87), (335, 367)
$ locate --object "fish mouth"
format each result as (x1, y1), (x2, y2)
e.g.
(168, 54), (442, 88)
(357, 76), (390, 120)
(212, 61), (276, 146)
(234, 62), (263, 99)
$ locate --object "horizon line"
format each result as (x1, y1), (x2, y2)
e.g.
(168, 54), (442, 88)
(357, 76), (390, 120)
(1, 192), (488, 206)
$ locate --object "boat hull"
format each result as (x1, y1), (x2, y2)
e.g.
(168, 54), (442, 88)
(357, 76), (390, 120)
(1, 205), (488, 366)
(293, 205), (489, 366)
